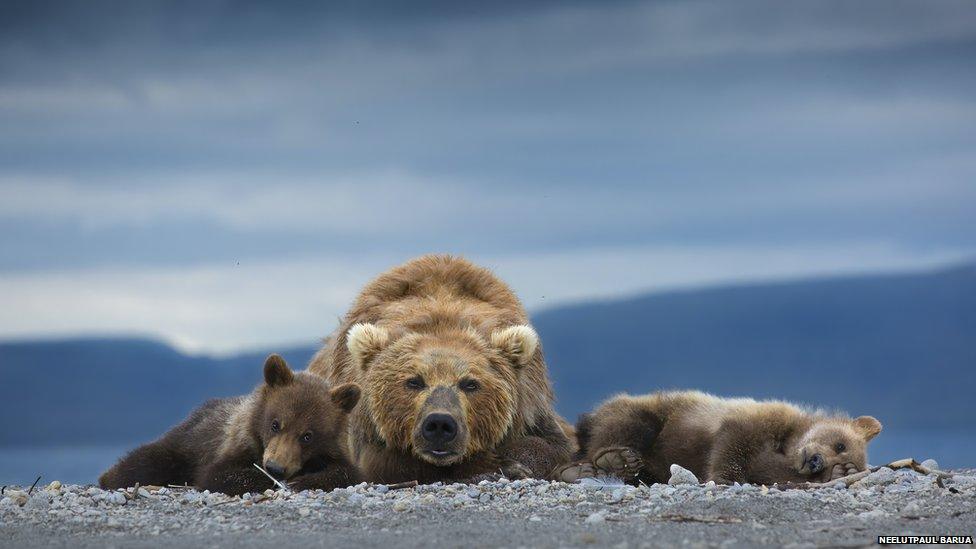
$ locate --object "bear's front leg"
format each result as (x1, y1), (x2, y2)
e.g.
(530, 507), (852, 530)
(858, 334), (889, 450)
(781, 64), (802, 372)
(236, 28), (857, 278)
(289, 462), (363, 492)
(497, 414), (574, 479)
(196, 460), (277, 496)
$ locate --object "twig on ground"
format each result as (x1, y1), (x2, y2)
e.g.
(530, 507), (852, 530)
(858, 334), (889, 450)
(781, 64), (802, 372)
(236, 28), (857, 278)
(770, 457), (956, 491)
(384, 480), (419, 490)
(651, 513), (742, 524)
(27, 475), (42, 495)
(253, 463), (289, 491)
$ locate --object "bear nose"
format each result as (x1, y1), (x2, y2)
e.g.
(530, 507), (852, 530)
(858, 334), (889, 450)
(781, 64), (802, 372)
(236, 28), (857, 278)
(422, 413), (458, 444)
(264, 460), (287, 479)
(807, 453), (825, 474)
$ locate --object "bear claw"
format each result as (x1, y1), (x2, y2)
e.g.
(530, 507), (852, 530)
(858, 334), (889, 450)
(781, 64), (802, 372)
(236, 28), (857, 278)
(552, 462), (598, 483)
(592, 446), (644, 479)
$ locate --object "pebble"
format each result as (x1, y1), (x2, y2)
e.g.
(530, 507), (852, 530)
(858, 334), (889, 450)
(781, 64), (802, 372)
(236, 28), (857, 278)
(667, 464), (699, 486)
(854, 467), (896, 488)
(921, 459), (939, 471)
(1, 466), (969, 542)
(585, 511), (607, 524)
(392, 500), (411, 512)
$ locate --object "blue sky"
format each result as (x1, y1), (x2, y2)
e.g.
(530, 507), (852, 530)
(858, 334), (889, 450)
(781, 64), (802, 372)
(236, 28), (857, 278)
(1, 0), (974, 352)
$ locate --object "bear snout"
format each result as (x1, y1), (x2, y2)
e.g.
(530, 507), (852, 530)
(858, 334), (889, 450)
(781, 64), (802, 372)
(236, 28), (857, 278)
(264, 460), (287, 479)
(422, 413), (458, 445)
(806, 453), (825, 474)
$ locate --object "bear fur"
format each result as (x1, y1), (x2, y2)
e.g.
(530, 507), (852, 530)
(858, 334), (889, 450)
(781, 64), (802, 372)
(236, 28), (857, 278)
(556, 390), (881, 485)
(308, 254), (573, 483)
(99, 355), (363, 495)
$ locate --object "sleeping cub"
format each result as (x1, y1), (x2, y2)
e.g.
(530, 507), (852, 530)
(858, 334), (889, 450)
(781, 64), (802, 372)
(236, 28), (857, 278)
(554, 390), (881, 485)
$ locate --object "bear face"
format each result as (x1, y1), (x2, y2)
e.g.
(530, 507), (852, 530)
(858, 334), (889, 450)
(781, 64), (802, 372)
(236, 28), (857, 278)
(346, 322), (537, 466)
(254, 355), (361, 480)
(794, 415), (882, 479)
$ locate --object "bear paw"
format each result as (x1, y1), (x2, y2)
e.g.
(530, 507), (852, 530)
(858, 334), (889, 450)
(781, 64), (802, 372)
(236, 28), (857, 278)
(501, 461), (533, 480)
(551, 462), (598, 483)
(592, 446), (644, 479)
(829, 462), (861, 481)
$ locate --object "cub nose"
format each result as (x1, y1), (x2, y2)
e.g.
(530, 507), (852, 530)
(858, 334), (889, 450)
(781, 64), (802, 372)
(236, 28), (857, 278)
(807, 453), (825, 474)
(421, 413), (458, 444)
(264, 460), (287, 479)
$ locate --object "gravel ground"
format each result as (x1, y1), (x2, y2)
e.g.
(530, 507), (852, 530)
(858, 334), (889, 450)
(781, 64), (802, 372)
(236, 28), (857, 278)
(2, 465), (974, 548)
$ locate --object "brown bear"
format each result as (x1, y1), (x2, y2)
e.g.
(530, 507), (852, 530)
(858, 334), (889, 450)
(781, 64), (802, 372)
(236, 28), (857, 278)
(308, 255), (573, 483)
(554, 390), (882, 486)
(99, 355), (362, 495)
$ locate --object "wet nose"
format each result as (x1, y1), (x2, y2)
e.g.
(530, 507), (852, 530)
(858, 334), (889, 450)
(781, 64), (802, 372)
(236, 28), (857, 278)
(807, 453), (825, 474)
(264, 460), (287, 479)
(422, 413), (458, 444)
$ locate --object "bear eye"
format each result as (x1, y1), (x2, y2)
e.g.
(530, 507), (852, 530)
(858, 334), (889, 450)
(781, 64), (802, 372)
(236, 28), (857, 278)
(835, 442), (846, 453)
(302, 432), (312, 443)
(459, 378), (480, 392)
(405, 376), (426, 390)
(271, 420), (280, 433)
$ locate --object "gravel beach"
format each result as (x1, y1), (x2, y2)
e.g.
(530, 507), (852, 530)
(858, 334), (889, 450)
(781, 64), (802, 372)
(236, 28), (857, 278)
(2, 465), (974, 548)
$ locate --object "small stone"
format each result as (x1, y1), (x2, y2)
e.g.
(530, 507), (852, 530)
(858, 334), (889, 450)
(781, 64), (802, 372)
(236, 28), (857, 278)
(25, 496), (50, 510)
(298, 507), (310, 517)
(585, 511), (607, 524)
(668, 464), (699, 486)
(920, 459), (939, 471)
(857, 509), (887, 520)
(374, 485), (389, 494)
(479, 493), (491, 503)
(529, 515), (542, 522)
(392, 500), (411, 512)
(608, 488), (624, 503)
(902, 502), (923, 517)
(854, 467), (896, 488)
(46, 481), (62, 492)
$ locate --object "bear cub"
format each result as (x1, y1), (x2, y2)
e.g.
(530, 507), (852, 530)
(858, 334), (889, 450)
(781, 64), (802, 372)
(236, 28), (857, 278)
(555, 390), (882, 486)
(99, 355), (362, 495)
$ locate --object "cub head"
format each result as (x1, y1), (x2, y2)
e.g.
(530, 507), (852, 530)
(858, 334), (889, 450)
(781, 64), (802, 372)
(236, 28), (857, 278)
(794, 415), (882, 480)
(346, 322), (538, 466)
(255, 354), (361, 480)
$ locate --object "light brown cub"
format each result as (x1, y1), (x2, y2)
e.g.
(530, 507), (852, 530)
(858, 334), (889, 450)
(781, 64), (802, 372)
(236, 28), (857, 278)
(555, 391), (881, 485)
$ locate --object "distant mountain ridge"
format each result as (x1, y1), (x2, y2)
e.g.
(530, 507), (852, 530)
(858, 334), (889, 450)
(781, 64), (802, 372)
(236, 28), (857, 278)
(1, 263), (974, 447)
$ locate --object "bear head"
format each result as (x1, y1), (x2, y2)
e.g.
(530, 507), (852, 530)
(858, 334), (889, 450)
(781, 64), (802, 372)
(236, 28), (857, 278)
(346, 322), (538, 466)
(793, 415), (882, 480)
(253, 354), (361, 480)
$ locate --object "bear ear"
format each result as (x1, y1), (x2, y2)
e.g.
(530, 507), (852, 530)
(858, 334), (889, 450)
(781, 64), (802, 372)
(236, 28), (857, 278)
(330, 382), (362, 413)
(853, 416), (882, 441)
(490, 325), (539, 369)
(263, 354), (294, 387)
(346, 323), (390, 369)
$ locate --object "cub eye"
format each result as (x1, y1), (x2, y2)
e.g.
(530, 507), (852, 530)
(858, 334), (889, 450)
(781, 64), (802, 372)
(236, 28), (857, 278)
(459, 379), (480, 392)
(835, 442), (846, 453)
(302, 432), (312, 443)
(271, 420), (280, 433)
(405, 376), (426, 390)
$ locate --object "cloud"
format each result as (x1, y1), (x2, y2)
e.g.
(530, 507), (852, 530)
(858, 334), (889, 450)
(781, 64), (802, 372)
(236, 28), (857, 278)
(0, 0), (974, 348)
(0, 243), (971, 353)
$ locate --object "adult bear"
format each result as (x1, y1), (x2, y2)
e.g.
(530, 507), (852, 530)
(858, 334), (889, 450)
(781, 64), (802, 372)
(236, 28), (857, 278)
(309, 255), (572, 483)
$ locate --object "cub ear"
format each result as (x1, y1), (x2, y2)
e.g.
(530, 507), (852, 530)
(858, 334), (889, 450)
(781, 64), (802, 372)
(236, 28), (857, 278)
(490, 324), (539, 369)
(853, 416), (882, 441)
(346, 323), (390, 369)
(263, 354), (294, 387)
(330, 382), (362, 413)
